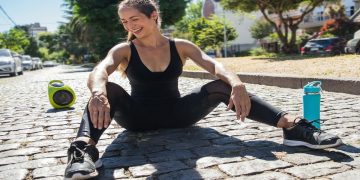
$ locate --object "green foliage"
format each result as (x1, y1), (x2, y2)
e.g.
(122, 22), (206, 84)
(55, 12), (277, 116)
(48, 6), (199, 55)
(173, 0), (202, 39)
(221, 0), (338, 54)
(249, 47), (276, 57)
(0, 28), (30, 54)
(159, 0), (191, 27)
(188, 16), (237, 50)
(250, 19), (273, 40)
(38, 47), (49, 59)
(63, 0), (189, 61)
(24, 37), (40, 57)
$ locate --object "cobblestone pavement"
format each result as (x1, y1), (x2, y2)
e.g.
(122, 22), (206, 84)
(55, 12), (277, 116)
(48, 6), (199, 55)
(0, 65), (359, 180)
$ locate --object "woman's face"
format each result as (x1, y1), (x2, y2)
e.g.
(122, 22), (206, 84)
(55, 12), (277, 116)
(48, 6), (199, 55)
(119, 7), (158, 38)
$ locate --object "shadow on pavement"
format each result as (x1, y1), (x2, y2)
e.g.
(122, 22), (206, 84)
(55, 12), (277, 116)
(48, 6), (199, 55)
(46, 107), (75, 113)
(93, 126), (356, 179)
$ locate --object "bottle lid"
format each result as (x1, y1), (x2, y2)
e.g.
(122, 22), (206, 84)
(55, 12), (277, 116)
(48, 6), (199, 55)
(304, 81), (321, 93)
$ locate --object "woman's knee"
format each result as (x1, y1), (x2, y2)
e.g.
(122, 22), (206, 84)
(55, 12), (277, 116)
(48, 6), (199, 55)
(202, 79), (231, 95)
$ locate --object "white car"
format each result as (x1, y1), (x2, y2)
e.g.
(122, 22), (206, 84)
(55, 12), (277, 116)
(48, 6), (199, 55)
(32, 57), (43, 69)
(21, 55), (35, 70)
(0, 49), (23, 76)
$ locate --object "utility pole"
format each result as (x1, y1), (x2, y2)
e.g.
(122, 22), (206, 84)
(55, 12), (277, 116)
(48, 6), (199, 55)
(223, 10), (227, 58)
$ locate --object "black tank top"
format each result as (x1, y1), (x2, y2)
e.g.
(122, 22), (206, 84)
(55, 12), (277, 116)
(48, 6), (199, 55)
(125, 39), (183, 99)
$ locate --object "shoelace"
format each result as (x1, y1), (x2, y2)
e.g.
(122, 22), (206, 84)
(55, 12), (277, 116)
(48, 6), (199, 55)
(295, 118), (324, 139)
(70, 145), (85, 162)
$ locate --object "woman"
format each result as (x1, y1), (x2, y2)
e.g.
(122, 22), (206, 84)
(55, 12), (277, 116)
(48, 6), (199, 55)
(64, 0), (342, 179)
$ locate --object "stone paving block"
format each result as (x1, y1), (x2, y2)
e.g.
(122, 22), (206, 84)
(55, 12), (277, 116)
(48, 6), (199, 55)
(101, 156), (148, 169)
(0, 124), (33, 132)
(147, 149), (197, 162)
(340, 156), (360, 168)
(33, 150), (67, 159)
(0, 147), (41, 158)
(329, 169), (360, 180)
(192, 144), (244, 156)
(0, 158), (58, 171)
(97, 168), (128, 179)
(129, 161), (189, 178)
(194, 156), (245, 169)
(0, 156), (28, 166)
(5, 135), (47, 143)
(26, 139), (69, 147)
(165, 139), (211, 150)
(226, 171), (296, 180)
(280, 152), (330, 165)
(157, 168), (225, 180)
(0, 169), (28, 180)
(0, 134), (27, 141)
(284, 161), (351, 179)
(0, 143), (21, 152)
(9, 127), (43, 135)
(218, 159), (292, 176)
(32, 164), (67, 178)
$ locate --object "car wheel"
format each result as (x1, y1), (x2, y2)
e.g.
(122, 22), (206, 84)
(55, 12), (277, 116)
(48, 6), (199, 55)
(18, 70), (23, 75)
(356, 48), (360, 55)
(9, 65), (18, 77)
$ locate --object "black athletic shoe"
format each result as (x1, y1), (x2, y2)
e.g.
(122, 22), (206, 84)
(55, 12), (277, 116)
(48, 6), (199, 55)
(283, 118), (343, 149)
(64, 141), (102, 180)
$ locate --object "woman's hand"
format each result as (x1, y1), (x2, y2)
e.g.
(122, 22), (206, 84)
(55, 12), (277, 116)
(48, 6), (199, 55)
(88, 93), (111, 129)
(226, 84), (251, 121)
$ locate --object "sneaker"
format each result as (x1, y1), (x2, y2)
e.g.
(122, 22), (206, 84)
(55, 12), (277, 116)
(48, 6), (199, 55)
(283, 118), (343, 149)
(64, 141), (103, 180)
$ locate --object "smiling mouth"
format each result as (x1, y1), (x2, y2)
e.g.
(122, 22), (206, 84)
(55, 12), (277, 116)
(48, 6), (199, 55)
(132, 28), (142, 34)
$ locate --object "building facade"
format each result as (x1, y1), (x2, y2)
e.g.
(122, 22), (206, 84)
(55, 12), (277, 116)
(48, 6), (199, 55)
(202, 0), (260, 56)
(28, 23), (47, 37)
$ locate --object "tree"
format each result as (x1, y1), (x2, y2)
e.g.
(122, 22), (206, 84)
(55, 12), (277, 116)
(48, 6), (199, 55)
(173, 0), (203, 39)
(189, 16), (237, 52)
(0, 28), (30, 54)
(221, 0), (338, 54)
(250, 19), (273, 40)
(63, 0), (190, 61)
(318, 4), (360, 39)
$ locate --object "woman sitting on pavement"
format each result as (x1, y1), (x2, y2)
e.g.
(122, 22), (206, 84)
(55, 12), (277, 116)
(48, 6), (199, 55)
(64, 0), (343, 179)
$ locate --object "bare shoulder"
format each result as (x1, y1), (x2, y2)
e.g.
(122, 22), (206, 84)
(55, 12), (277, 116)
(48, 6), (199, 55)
(173, 38), (196, 49)
(172, 38), (199, 59)
(108, 42), (131, 62)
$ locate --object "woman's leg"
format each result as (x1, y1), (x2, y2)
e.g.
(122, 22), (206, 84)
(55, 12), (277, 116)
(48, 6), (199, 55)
(65, 82), (138, 179)
(167, 79), (288, 128)
(168, 79), (342, 150)
(75, 82), (135, 144)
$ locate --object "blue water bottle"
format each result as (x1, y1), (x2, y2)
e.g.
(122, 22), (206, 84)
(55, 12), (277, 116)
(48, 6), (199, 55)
(303, 81), (322, 129)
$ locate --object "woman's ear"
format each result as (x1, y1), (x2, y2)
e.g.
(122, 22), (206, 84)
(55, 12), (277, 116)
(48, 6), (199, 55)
(151, 11), (158, 21)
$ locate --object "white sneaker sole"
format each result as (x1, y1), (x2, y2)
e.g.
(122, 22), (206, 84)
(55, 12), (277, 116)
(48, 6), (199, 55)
(283, 139), (343, 149)
(64, 159), (103, 180)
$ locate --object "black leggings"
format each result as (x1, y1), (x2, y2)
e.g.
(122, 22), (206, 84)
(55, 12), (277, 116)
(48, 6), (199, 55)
(77, 80), (287, 143)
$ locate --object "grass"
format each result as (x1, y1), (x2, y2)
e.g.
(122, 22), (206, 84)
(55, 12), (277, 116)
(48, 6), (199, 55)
(183, 54), (360, 79)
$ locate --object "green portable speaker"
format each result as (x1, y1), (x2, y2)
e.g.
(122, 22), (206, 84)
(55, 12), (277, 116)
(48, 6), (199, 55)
(48, 80), (76, 109)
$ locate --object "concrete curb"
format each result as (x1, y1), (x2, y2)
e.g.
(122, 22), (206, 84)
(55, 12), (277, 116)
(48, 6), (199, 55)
(181, 71), (360, 95)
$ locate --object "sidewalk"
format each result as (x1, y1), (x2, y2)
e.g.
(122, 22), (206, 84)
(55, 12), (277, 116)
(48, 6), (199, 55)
(0, 65), (359, 179)
(182, 71), (360, 95)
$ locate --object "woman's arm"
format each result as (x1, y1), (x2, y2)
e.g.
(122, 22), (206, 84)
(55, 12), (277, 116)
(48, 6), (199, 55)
(87, 42), (130, 129)
(177, 39), (251, 121)
(87, 43), (130, 96)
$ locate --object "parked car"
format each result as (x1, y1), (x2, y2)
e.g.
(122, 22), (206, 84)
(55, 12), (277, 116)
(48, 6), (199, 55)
(43, 61), (58, 67)
(21, 55), (35, 70)
(301, 37), (346, 55)
(32, 57), (43, 69)
(0, 49), (23, 76)
(344, 30), (360, 54)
